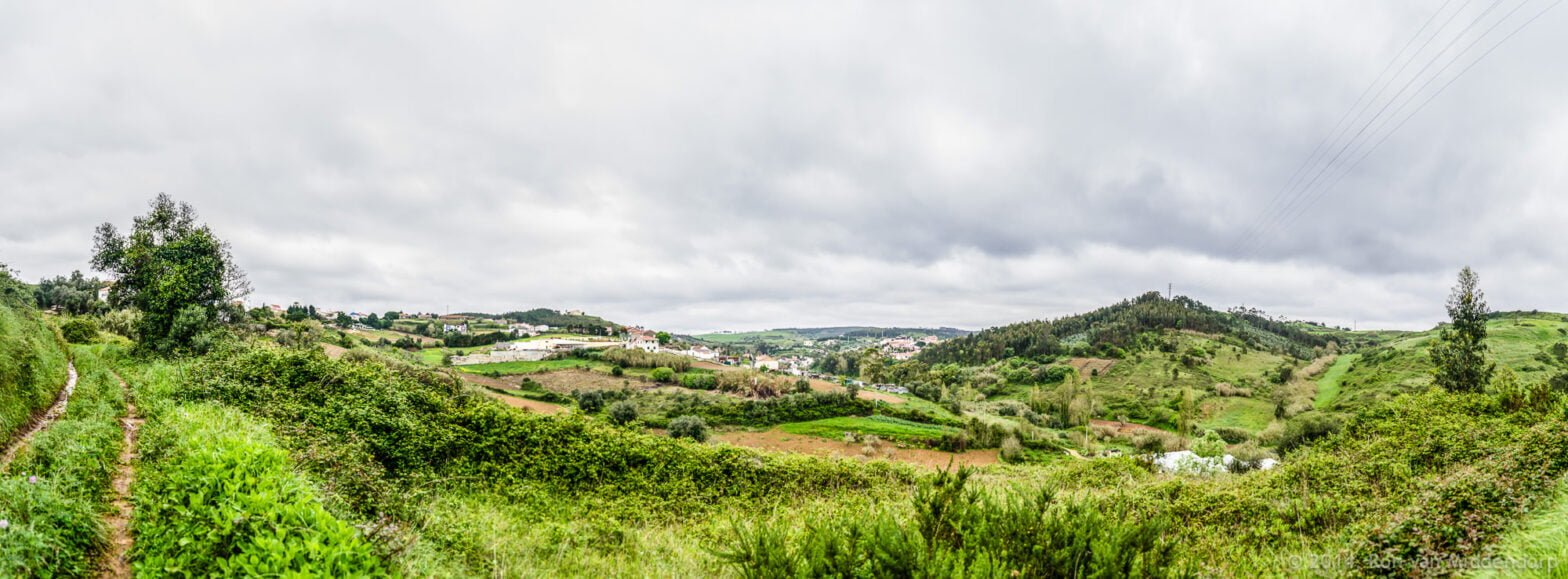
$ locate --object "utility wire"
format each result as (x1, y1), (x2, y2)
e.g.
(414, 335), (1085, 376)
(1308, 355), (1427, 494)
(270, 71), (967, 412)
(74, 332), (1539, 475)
(1235, 0), (1515, 256)
(1241, 0), (1543, 260)
(1230, 0), (1470, 253)
(1276, 0), (1565, 230)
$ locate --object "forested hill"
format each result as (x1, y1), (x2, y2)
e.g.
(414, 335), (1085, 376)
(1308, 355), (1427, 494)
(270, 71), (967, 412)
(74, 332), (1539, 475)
(919, 291), (1338, 365)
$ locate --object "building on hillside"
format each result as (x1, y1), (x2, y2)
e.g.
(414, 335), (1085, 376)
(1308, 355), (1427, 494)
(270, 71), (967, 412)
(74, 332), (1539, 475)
(96, 281), (114, 302)
(753, 355), (780, 371)
(686, 345), (718, 361)
(625, 329), (659, 352)
(443, 323), (469, 334)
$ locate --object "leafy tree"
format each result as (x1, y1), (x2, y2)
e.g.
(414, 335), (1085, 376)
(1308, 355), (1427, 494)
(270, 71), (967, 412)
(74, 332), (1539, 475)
(91, 195), (249, 353)
(650, 367), (676, 383)
(35, 271), (102, 315)
(333, 312), (353, 328)
(285, 303), (310, 322)
(1429, 267), (1495, 393)
(655, 331), (672, 345)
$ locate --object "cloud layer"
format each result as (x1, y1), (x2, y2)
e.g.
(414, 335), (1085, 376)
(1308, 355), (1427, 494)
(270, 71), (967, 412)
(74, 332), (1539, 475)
(2, 1), (1565, 332)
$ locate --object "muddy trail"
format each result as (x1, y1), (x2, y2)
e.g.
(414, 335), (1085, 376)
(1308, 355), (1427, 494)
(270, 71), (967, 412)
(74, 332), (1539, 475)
(99, 373), (142, 578)
(0, 361), (79, 471)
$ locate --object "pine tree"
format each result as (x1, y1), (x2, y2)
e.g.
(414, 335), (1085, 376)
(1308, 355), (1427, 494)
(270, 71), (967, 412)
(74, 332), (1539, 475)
(1430, 267), (1495, 393)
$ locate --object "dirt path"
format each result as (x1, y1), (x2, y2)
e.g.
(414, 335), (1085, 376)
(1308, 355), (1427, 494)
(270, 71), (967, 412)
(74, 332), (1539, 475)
(716, 429), (999, 469)
(0, 362), (78, 471)
(99, 373), (141, 578)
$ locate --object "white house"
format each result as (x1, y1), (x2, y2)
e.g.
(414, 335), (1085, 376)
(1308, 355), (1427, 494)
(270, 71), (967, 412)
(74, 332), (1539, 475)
(626, 330), (660, 352)
(753, 355), (780, 371)
(443, 323), (469, 334)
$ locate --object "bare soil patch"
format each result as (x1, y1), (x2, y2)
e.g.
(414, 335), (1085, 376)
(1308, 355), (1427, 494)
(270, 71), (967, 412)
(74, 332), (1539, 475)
(716, 428), (999, 469)
(1090, 419), (1166, 436)
(1067, 358), (1117, 377)
(525, 369), (641, 393)
(320, 342), (349, 360)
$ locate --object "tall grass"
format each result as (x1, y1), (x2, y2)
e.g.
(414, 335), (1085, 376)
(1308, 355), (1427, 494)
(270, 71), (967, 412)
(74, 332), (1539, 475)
(0, 301), (69, 445)
(0, 345), (126, 576)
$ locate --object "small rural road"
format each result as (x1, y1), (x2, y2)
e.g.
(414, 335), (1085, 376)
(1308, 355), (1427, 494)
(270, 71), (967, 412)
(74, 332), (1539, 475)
(0, 361), (78, 471)
(99, 373), (142, 579)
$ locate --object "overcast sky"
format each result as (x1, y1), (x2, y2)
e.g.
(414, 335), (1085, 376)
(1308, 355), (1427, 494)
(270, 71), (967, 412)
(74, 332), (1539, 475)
(2, 1), (1565, 333)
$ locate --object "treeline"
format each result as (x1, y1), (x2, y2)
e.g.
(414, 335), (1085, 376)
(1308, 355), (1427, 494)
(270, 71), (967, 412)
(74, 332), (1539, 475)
(496, 308), (617, 335)
(920, 292), (1332, 366)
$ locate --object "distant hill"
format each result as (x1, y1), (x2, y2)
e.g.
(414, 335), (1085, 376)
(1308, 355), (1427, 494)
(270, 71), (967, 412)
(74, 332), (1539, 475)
(452, 308), (620, 335)
(694, 326), (970, 346)
(919, 291), (1350, 366)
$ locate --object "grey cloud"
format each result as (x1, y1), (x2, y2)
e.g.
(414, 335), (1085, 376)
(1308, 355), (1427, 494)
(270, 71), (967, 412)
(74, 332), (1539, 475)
(2, 1), (1565, 333)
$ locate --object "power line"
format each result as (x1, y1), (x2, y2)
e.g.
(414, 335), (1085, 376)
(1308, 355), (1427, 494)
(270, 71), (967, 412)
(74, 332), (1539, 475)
(1236, 0), (1548, 259)
(1251, 0), (1511, 242)
(1229, 0), (1472, 254)
(1283, 0), (1565, 219)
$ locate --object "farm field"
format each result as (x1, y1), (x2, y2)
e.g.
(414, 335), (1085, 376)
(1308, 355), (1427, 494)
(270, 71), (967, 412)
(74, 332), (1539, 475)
(777, 415), (959, 445)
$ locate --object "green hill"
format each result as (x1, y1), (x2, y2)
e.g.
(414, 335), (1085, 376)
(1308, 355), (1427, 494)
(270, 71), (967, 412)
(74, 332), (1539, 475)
(1322, 311), (1568, 412)
(919, 291), (1350, 365)
(694, 326), (969, 347)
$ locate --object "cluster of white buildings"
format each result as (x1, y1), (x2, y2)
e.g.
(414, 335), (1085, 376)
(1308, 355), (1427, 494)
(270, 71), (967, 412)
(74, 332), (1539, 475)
(879, 335), (943, 361)
(751, 354), (815, 376)
(622, 327), (721, 361)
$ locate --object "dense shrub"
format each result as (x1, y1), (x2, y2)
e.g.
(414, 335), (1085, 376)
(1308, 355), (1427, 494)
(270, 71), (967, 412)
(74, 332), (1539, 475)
(649, 367), (675, 383)
(678, 373), (717, 390)
(596, 348), (692, 372)
(607, 400), (639, 425)
(59, 317), (99, 344)
(133, 404), (386, 576)
(1276, 411), (1343, 453)
(719, 468), (1189, 577)
(668, 415), (709, 442)
(178, 345), (907, 517)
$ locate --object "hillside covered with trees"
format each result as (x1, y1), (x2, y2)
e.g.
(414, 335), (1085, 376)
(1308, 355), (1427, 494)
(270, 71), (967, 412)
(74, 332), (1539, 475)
(920, 291), (1343, 365)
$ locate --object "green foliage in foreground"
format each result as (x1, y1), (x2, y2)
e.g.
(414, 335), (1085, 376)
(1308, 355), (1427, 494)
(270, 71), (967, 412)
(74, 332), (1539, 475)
(0, 346), (124, 577)
(131, 403), (385, 576)
(0, 300), (68, 444)
(179, 346), (910, 516)
(719, 468), (1189, 578)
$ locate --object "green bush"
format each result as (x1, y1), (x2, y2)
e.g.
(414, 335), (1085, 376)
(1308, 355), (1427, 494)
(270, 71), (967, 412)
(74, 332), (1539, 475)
(132, 404), (385, 576)
(1276, 411), (1343, 453)
(607, 400), (639, 425)
(668, 415), (709, 442)
(59, 317), (98, 344)
(649, 367), (675, 383)
(678, 373), (717, 390)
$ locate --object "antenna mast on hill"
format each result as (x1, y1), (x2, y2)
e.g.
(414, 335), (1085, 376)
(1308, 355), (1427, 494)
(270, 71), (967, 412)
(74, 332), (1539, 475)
(1167, 283), (1172, 300)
